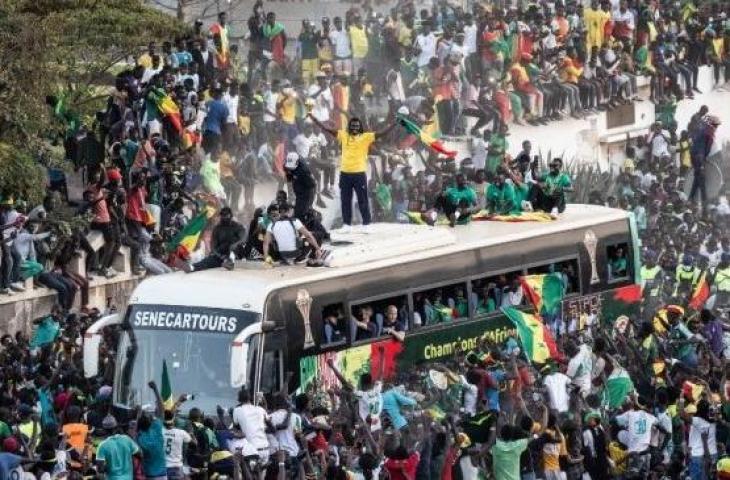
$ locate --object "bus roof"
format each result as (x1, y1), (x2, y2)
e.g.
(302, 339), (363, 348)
(130, 204), (629, 313)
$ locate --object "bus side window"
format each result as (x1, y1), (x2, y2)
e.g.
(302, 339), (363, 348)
(607, 243), (630, 282)
(527, 258), (580, 295)
(351, 295), (409, 341)
(470, 271), (521, 317)
(413, 282), (468, 328)
(320, 303), (347, 348)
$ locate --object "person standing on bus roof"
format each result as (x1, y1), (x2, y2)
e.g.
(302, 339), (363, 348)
(189, 207), (245, 272)
(306, 112), (398, 233)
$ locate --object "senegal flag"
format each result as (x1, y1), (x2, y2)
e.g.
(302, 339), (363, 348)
(501, 307), (559, 364)
(161, 359), (175, 411)
(167, 206), (216, 259)
(397, 115), (457, 158)
(149, 87), (183, 135)
(688, 270), (710, 310)
(520, 273), (565, 317)
(472, 211), (555, 222)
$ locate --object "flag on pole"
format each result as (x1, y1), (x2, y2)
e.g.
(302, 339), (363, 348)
(161, 359), (175, 411)
(501, 307), (560, 363)
(520, 273), (565, 317)
(397, 115), (457, 158)
(688, 271), (710, 310)
(166, 206), (216, 259)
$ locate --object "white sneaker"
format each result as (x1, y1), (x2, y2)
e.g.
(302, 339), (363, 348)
(521, 201), (534, 212)
(361, 224), (372, 234)
(339, 224), (352, 234)
(550, 207), (559, 219)
(10, 282), (25, 292)
(0, 288), (13, 296)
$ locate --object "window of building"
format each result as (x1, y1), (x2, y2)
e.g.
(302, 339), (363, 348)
(413, 282), (469, 328)
(607, 243), (630, 282)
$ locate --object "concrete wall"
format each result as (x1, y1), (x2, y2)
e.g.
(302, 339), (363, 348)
(0, 275), (140, 336)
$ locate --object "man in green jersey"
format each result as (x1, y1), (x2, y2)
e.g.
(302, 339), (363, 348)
(530, 158), (572, 217)
(442, 173), (477, 227)
(486, 167), (519, 215)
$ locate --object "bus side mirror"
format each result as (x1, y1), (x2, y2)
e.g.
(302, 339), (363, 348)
(230, 322), (265, 389)
(83, 314), (121, 378)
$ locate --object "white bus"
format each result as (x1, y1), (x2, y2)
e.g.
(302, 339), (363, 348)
(84, 204), (641, 414)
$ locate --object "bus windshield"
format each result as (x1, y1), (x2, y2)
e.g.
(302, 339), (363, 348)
(115, 305), (260, 414)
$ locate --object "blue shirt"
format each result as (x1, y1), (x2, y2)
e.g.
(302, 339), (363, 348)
(382, 388), (417, 430)
(485, 369), (506, 411)
(137, 418), (167, 477)
(97, 434), (139, 480)
(203, 99), (230, 135)
(174, 51), (193, 66)
(0, 453), (22, 479)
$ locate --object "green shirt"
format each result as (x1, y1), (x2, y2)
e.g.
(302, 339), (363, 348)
(0, 421), (11, 439)
(444, 186), (477, 207)
(542, 172), (571, 195)
(97, 434), (140, 480)
(486, 182), (518, 215)
(491, 438), (529, 480)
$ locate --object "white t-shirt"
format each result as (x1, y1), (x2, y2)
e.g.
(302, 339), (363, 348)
(267, 218), (303, 253)
(308, 84), (334, 123)
(648, 130), (670, 158)
(223, 93), (239, 124)
(163, 427), (192, 468)
(415, 33), (437, 67)
(566, 344), (593, 396)
(615, 410), (657, 453)
(269, 409), (302, 457)
(543, 372), (571, 412)
(688, 416), (718, 457)
(329, 29), (351, 58)
(232, 404), (270, 451)
(463, 24), (477, 55)
(460, 375), (478, 416)
(354, 382), (383, 431)
(293, 133), (327, 159)
(263, 91), (278, 123)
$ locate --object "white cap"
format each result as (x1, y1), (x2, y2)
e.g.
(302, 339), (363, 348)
(397, 106), (409, 116)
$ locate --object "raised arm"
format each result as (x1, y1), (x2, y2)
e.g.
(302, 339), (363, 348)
(326, 358), (354, 391)
(306, 113), (337, 137)
(374, 121), (398, 139)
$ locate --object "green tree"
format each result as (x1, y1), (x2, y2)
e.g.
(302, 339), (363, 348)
(0, 0), (185, 200)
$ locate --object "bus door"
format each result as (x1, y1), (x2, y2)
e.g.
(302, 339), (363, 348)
(256, 327), (287, 395)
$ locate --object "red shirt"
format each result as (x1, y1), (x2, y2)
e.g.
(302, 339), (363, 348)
(90, 186), (110, 224)
(384, 452), (420, 480)
(126, 186), (147, 223)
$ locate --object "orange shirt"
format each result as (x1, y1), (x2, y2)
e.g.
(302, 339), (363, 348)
(63, 423), (89, 451)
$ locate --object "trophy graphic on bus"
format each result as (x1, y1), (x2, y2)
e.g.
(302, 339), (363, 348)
(296, 289), (315, 350)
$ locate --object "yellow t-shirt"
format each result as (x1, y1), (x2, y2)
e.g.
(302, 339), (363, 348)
(137, 53), (153, 69)
(337, 130), (375, 173)
(279, 95), (297, 125)
(349, 26), (369, 59)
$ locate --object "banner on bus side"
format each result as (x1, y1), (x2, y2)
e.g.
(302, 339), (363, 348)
(129, 304), (255, 334)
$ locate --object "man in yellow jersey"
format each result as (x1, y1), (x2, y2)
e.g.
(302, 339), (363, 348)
(307, 114), (397, 232)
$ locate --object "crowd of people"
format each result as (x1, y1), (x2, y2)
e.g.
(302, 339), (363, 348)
(1, 0), (730, 478)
